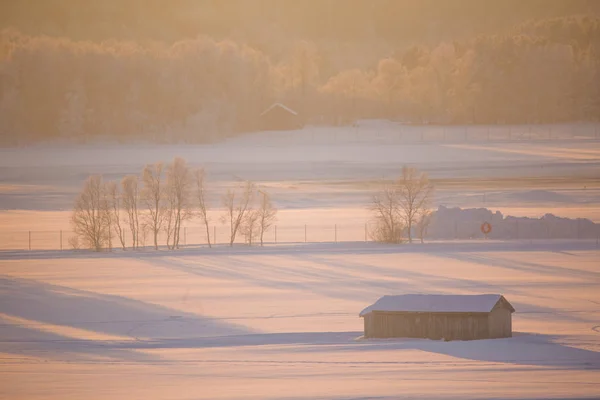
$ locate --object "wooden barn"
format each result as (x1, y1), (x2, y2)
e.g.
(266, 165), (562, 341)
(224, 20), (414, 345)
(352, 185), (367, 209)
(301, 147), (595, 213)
(360, 294), (515, 341)
(259, 103), (302, 131)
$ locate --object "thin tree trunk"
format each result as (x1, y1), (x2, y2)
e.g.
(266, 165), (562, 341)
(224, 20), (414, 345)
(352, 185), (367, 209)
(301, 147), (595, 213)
(205, 222), (211, 248)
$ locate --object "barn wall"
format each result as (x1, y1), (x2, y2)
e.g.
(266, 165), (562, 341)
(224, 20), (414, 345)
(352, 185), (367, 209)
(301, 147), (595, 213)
(488, 307), (512, 338)
(367, 312), (490, 340)
(260, 108), (299, 131)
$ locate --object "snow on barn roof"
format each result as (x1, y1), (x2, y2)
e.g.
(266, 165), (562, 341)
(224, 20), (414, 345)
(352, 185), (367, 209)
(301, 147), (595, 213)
(260, 102), (298, 117)
(359, 294), (514, 317)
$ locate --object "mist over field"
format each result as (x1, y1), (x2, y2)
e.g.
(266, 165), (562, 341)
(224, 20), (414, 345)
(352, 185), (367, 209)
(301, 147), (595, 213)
(1, 2), (600, 400)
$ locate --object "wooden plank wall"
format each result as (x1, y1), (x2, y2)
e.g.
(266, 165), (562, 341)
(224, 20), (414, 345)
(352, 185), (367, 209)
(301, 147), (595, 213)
(367, 312), (491, 340)
(488, 307), (512, 338)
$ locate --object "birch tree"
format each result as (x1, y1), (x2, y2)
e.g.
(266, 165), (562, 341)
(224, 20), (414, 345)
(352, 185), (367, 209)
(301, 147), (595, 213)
(257, 190), (277, 246)
(194, 168), (212, 248)
(107, 181), (126, 250)
(368, 181), (404, 243)
(71, 175), (110, 251)
(241, 209), (260, 246)
(222, 181), (255, 246)
(121, 175), (140, 249)
(165, 157), (192, 249)
(398, 166), (433, 243)
(142, 163), (165, 250)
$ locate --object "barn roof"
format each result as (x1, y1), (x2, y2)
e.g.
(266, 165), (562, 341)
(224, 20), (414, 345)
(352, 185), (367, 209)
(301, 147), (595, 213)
(359, 294), (514, 317)
(259, 102), (298, 117)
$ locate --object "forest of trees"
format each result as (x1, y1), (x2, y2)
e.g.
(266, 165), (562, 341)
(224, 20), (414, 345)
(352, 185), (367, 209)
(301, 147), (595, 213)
(0, 2), (599, 144)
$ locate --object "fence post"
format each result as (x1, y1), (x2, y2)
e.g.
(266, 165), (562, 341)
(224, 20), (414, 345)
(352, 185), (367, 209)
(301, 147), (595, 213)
(60, 230), (62, 251)
(335, 224), (337, 243)
(29, 231), (31, 251)
(213, 226), (216, 245)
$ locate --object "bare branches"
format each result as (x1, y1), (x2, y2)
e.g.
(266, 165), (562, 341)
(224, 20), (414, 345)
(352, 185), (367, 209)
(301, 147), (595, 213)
(194, 168), (212, 248)
(71, 175), (109, 251)
(71, 161), (281, 251)
(121, 175), (140, 249)
(241, 209), (260, 246)
(165, 157), (193, 249)
(107, 181), (126, 250)
(257, 190), (277, 246)
(398, 166), (433, 243)
(141, 163), (165, 250)
(368, 181), (404, 243)
(222, 181), (255, 246)
(368, 166), (434, 244)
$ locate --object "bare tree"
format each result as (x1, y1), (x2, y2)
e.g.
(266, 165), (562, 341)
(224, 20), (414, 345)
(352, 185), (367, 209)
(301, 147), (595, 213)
(142, 163), (165, 250)
(397, 166), (433, 243)
(222, 181), (255, 246)
(107, 181), (126, 250)
(163, 183), (177, 249)
(416, 209), (433, 244)
(257, 190), (277, 246)
(165, 157), (192, 249)
(101, 184), (113, 251)
(71, 175), (110, 251)
(121, 175), (140, 249)
(194, 168), (212, 248)
(368, 182), (404, 243)
(241, 209), (260, 246)
(68, 235), (81, 250)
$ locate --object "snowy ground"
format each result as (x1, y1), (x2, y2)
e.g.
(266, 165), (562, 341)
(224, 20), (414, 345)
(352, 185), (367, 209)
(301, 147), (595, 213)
(1, 242), (599, 399)
(1, 123), (599, 228)
(1, 123), (600, 398)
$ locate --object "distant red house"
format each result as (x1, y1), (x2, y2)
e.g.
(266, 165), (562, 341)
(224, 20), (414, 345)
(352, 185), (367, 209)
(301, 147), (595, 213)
(259, 103), (303, 131)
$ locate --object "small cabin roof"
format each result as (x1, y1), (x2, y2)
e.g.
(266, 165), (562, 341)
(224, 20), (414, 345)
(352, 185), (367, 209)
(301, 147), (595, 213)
(359, 294), (514, 317)
(260, 102), (298, 117)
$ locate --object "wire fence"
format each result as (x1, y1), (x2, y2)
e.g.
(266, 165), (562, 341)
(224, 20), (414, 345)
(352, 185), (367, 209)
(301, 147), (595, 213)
(0, 224), (371, 251)
(1, 221), (598, 251)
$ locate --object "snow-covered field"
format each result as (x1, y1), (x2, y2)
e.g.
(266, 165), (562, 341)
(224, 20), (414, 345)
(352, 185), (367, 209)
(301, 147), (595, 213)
(1, 242), (599, 399)
(1, 123), (600, 399)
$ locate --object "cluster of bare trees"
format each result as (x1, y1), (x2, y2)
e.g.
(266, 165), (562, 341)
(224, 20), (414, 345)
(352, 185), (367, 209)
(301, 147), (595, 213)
(369, 166), (433, 244)
(70, 157), (277, 251)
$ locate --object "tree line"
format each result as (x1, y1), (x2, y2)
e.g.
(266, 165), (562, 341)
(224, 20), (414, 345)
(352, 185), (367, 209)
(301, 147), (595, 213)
(71, 160), (434, 251)
(71, 157), (277, 251)
(1, 15), (598, 145)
